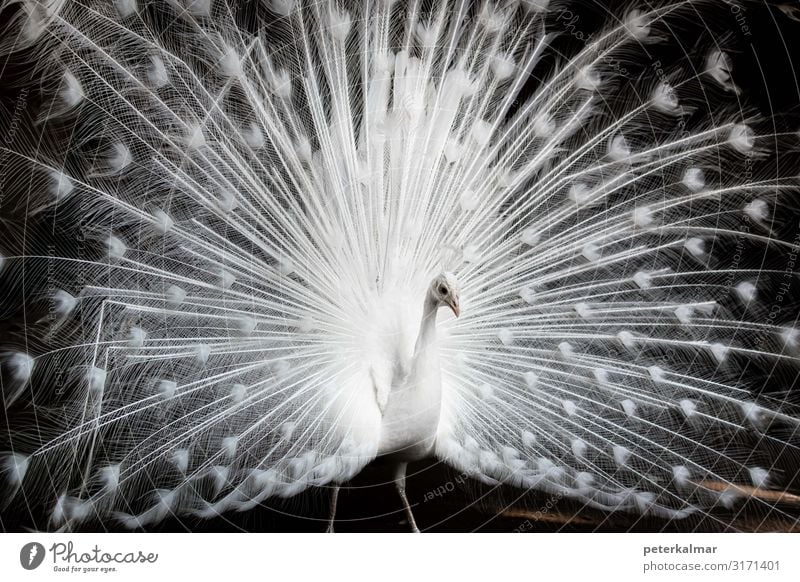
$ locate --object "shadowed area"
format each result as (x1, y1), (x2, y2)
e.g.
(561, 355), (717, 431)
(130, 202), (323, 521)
(1, 0), (800, 533)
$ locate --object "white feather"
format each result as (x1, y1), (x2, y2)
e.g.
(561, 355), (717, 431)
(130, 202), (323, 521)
(729, 124), (755, 154)
(682, 167), (705, 192)
(105, 235), (126, 259)
(52, 290), (77, 317)
(49, 170), (74, 200)
(3, 453), (29, 486)
(87, 367), (107, 394)
(749, 467), (769, 489)
(1, 0), (797, 531)
(7, 352), (34, 382)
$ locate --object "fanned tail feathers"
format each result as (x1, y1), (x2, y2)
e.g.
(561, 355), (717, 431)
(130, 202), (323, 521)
(0, 0), (799, 529)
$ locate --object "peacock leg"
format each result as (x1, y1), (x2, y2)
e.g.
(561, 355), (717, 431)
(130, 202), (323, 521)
(393, 462), (420, 533)
(326, 485), (339, 533)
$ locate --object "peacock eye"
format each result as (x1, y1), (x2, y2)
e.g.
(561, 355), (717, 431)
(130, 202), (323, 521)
(439, 285), (448, 296)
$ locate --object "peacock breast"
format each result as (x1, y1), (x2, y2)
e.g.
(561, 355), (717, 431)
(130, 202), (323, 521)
(376, 355), (443, 461)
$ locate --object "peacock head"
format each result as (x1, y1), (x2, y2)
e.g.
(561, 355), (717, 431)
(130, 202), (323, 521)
(431, 272), (461, 318)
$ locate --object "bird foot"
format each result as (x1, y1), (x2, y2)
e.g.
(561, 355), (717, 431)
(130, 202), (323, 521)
(326, 485), (339, 533)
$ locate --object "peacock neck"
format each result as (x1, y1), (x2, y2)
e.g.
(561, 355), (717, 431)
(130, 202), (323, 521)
(413, 291), (439, 358)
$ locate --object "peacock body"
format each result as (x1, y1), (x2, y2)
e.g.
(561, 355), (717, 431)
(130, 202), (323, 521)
(1, 0), (799, 531)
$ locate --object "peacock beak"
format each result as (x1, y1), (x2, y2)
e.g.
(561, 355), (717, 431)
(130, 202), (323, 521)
(448, 300), (460, 318)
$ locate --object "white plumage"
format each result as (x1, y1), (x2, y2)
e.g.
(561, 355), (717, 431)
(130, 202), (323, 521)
(0, 0), (799, 532)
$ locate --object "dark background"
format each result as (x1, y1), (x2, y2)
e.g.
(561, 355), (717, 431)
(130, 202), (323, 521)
(2, 0), (800, 533)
